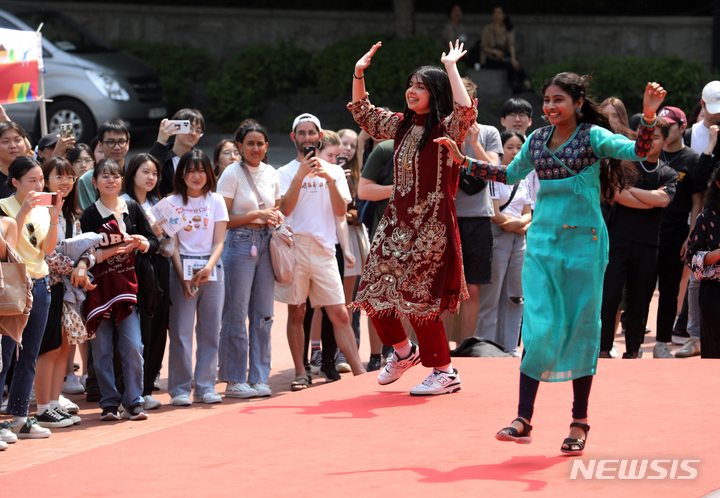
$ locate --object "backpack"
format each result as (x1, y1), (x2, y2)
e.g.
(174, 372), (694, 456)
(449, 337), (513, 357)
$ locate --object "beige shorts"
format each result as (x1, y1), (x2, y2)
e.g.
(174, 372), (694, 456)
(274, 234), (345, 308)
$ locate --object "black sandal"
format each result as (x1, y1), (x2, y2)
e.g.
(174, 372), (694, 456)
(495, 417), (533, 444)
(561, 422), (590, 455)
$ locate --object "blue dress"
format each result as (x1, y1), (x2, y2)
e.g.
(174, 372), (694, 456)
(466, 123), (653, 381)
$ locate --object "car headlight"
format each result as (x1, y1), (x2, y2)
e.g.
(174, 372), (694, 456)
(85, 69), (130, 101)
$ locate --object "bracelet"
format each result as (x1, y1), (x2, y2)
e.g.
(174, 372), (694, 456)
(353, 73), (364, 80)
(641, 113), (657, 127)
(49, 221), (58, 228)
(326, 179), (336, 185)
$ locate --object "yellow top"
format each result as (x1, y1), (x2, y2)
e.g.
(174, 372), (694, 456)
(0, 195), (49, 279)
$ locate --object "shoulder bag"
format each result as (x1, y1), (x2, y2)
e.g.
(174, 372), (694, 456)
(239, 162), (296, 283)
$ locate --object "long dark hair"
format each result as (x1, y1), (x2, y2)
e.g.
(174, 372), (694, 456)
(541, 72), (631, 202)
(397, 66), (453, 151)
(42, 157), (79, 220)
(705, 167), (720, 212)
(7, 156), (39, 192)
(123, 153), (162, 204)
(173, 150), (216, 204)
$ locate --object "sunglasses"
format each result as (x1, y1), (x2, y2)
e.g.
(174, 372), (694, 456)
(26, 222), (37, 248)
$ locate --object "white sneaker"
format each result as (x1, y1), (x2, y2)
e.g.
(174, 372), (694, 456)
(224, 382), (258, 399)
(335, 351), (352, 373)
(35, 408), (74, 429)
(61, 372), (85, 395)
(507, 349), (521, 358)
(58, 395), (79, 414)
(1, 397), (7, 414)
(170, 394), (192, 406)
(377, 343), (421, 385)
(409, 369), (462, 396)
(193, 392), (222, 404)
(0, 421), (18, 443)
(12, 417), (52, 438)
(610, 343), (619, 359)
(53, 407), (81, 425)
(250, 383), (271, 397)
(142, 395), (162, 410)
(0, 440), (7, 450)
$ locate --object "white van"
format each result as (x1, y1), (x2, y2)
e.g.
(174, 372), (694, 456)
(0, 2), (167, 143)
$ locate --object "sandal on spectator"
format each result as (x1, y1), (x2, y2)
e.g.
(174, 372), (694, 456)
(496, 417), (533, 444)
(561, 422), (590, 455)
(291, 374), (310, 391)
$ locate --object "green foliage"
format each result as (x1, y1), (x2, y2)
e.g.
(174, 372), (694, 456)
(114, 41), (213, 114)
(531, 54), (719, 114)
(313, 33), (445, 112)
(206, 39), (313, 129)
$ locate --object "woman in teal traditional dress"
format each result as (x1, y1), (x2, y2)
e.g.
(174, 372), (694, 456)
(436, 73), (666, 454)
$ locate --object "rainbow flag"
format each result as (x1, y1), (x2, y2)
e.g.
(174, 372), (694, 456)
(0, 28), (42, 105)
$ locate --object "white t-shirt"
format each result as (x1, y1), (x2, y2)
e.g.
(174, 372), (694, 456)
(690, 122), (711, 155)
(168, 192), (229, 256)
(277, 158), (351, 254)
(216, 162), (280, 224)
(489, 179), (531, 219)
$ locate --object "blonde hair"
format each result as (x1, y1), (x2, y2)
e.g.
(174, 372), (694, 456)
(338, 129), (360, 193)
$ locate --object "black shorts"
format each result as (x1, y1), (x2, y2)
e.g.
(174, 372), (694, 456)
(457, 217), (493, 285)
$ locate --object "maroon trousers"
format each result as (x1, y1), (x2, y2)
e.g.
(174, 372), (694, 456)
(371, 315), (451, 368)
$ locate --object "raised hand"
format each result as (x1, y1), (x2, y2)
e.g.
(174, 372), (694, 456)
(441, 40), (467, 66)
(434, 137), (465, 164)
(643, 82), (667, 117)
(355, 42), (382, 76)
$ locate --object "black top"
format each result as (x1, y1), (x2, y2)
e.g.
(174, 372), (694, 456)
(610, 159), (678, 246)
(80, 198), (160, 256)
(149, 141), (178, 199)
(0, 171), (13, 200)
(659, 147), (702, 235)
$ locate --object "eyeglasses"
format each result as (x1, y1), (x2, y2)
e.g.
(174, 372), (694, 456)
(99, 174), (122, 182)
(53, 175), (76, 184)
(26, 222), (37, 248)
(72, 158), (94, 166)
(0, 137), (24, 146)
(189, 127), (204, 136)
(102, 139), (128, 148)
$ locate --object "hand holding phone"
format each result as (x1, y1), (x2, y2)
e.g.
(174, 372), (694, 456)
(60, 123), (74, 138)
(337, 156), (349, 169)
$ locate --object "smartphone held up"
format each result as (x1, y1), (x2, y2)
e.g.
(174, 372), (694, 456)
(37, 192), (58, 207)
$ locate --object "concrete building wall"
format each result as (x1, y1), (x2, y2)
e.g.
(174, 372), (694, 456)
(33, 2), (712, 68)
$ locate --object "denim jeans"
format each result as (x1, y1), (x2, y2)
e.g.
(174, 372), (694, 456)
(219, 227), (274, 384)
(687, 273), (701, 340)
(168, 256), (224, 398)
(0, 277), (50, 417)
(475, 225), (526, 352)
(91, 307), (144, 409)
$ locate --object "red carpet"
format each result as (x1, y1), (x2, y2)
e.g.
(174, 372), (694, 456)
(2, 358), (719, 496)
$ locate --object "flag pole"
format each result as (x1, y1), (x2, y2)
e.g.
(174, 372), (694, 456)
(35, 23), (47, 137)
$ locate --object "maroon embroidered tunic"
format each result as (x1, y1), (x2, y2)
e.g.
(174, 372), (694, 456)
(348, 95), (477, 321)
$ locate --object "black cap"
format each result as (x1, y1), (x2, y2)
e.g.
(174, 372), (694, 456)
(37, 133), (60, 150)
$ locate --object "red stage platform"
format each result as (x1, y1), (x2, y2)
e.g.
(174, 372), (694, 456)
(1, 357), (718, 497)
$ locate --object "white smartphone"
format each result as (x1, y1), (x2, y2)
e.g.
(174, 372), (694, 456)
(168, 120), (191, 134)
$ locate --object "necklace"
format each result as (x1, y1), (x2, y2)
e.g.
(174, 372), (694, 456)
(639, 160), (659, 173)
(660, 149), (681, 168)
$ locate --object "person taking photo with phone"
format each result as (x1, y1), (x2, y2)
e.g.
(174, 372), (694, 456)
(151, 109), (205, 197)
(0, 156), (63, 438)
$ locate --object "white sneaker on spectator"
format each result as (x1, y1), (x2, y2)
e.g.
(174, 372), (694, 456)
(79, 374), (88, 390)
(142, 395), (162, 410)
(0, 421), (18, 443)
(35, 408), (74, 429)
(335, 351), (352, 373)
(0, 440), (7, 450)
(193, 392), (222, 404)
(1, 398), (7, 414)
(610, 343), (619, 359)
(62, 372), (85, 395)
(250, 383), (271, 397)
(53, 407), (81, 425)
(12, 417), (51, 438)
(409, 369), (462, 396)
(170, 394), (192, 406)
(58, 395), (79, 414)
(309, 349), (322, 374)
(225, 382), (257, 399)
(377, 343), (421, 385)
(507, 350), (521, 358)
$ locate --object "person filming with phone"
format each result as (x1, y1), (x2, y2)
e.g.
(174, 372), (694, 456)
(150, 109), (205, 197)
(276, 113), (366, 392)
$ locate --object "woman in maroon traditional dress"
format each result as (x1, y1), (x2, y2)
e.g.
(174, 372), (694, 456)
(348, 41), (477, 395)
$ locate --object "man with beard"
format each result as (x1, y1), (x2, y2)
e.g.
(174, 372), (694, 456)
(276, 114), (366, 391)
